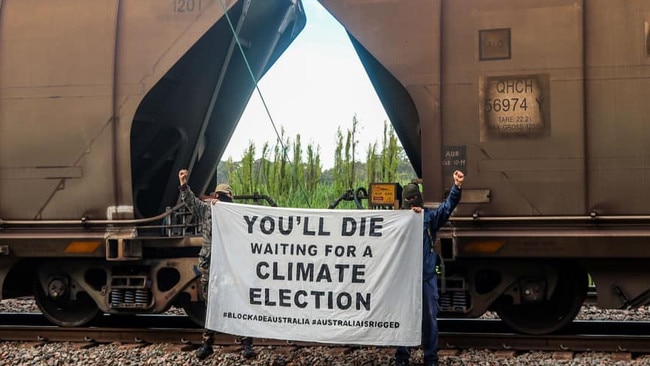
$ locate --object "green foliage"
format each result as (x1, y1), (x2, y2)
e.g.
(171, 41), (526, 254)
(333, 127), (346, 194)
(305, 144), (322, 192)
(381, 121), (401, 183)
(365, 141), (379, 184)
(221, 115), (416, 208)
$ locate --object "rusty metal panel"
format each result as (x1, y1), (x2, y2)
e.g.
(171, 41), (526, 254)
(0, 0), (232, 219)
(441, 0), (585, 216)
(312, 1), (650, 218)
(585, 0), (650, 215)
(478, 74), (551, 141)
(0, 0), (119, 219)
(321, 0), (591, 214)
(322, 0), (650, 218)
(478, 28), (511, 61)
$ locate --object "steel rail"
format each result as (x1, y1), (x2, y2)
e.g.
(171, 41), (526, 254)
(1, 315), (649, 353)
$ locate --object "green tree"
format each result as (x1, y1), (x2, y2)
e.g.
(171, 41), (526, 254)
(221, 115), (416, 209)
(366, 141), (379, 183)
(333, 127), (346, 194)
(305, 144), (322, 193)
(381, 121), (401, 183)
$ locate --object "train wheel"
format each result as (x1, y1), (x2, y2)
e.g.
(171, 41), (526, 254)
(494, 265), (588, 335)
(182, 300), (207, 327)
(33, 277), (101, 327)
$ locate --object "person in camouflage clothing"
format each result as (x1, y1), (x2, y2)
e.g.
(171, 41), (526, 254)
(178, 169), (255, 361)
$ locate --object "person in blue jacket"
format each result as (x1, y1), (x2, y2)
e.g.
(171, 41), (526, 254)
(395, 170), (464, 366)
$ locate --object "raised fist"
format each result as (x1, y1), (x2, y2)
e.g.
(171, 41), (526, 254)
(453, 170), (464, 188)
(178, 169), (189, 186)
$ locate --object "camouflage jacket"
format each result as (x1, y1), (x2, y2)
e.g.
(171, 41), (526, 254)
(180, 185), (212, 273)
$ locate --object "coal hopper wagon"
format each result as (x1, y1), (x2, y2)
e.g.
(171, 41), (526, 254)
(0, 0), (305, 327)
(320, 0), (650, 335)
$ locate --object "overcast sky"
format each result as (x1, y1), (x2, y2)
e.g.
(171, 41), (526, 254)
(222, 0), (391, 169)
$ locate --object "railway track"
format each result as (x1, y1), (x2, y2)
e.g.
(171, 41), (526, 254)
(1, 313), (648, 355)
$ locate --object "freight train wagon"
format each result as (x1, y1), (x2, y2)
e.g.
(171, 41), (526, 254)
(0, 0), (305, 327)
(320, 0), (650, 334)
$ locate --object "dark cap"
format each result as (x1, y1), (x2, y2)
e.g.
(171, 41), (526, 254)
(215, 183), (232, 195)
(402, 183), (420, 199)
(402, 183), (423, 209)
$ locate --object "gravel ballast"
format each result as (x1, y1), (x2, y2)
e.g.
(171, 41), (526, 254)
(1, 299), (649, 365)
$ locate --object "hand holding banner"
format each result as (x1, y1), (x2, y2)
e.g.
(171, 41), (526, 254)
(206, 203), (423, 346)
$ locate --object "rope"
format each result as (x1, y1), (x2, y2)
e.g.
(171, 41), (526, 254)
(218, 0), (312, 207)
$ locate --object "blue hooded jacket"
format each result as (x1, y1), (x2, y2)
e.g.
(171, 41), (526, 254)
(422, 184), (462, 281)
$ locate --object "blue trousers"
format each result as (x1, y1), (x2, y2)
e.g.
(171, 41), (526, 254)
(396, 276), (439, 365)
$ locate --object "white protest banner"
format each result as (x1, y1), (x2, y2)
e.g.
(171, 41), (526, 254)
(206, 202), (423, 346)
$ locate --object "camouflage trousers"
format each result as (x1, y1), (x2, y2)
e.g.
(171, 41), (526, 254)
(199, 268), (209, 303)
(199, 250), (213, 344)
(198, 247), (210, 301)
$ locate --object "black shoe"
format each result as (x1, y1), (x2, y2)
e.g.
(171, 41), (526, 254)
(395, 359), (409, 366)
(195, 343), (213, 360)
(242, 343), (256, 359)
(424, 357), (439, 366)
